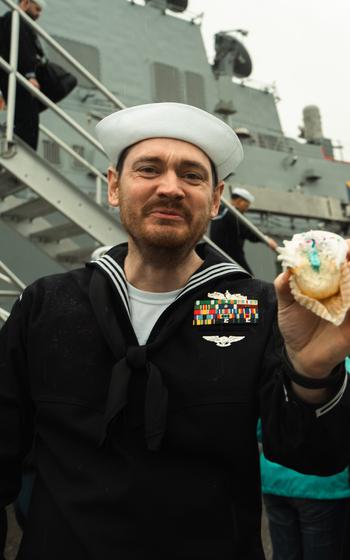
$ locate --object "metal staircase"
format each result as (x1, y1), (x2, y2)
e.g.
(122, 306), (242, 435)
(0, 0), (241, 316)
(0, 0), (276, 321)
(0, 257), (25, 324)
(0, 135), (126, 267)
(0, 0), (129, 298)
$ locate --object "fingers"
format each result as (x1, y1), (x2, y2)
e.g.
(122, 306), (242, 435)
(268, 237), (278, 251)
(274, 270), (295, 308)
(346, 239), (350, 261)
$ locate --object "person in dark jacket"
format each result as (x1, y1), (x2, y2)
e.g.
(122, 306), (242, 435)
(0, 0), (46, 149)
(1, 102), (350, 560)
(210, 186), (277, 274)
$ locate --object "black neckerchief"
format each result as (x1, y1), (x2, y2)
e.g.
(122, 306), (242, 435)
(87, 243), (249, 451)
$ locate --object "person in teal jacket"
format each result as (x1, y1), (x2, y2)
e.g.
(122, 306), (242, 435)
(258, 359), (350, 560)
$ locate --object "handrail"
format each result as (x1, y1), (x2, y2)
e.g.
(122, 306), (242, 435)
(39, 124), (108, 206)
(0, 0), (274, 254)
(1, 0), (126, 110)
(0, 290), (21, 296)
(0, 7), (114, 206)
(5, 9), (19, 144)
(0, 261), (25, 322)
(39, 124), (108, 205)
(0, 307), (10, 322)
(0, 56), (106, 154)
(0, 259), (26, 290)
(39, 124), (107, 183)
(0, 272), (12, 284)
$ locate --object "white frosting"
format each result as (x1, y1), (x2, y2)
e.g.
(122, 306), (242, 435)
(277, 230), (348, 270)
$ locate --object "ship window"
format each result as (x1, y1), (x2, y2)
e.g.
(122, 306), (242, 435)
(43, 140), (61, 164)
(184, 71), (206, 110)
(257, 134), (289, 152)
(45, 37), (101, 89)
(72, 145), (86, 169)
(152, 62), (185, 103)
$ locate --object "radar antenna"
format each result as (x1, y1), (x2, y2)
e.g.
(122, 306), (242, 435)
(213, 32), (252, 79)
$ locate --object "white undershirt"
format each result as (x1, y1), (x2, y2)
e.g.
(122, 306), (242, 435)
(127, 282), (181, 345)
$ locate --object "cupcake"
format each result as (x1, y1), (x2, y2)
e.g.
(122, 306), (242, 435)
(277, 230), (350, 325)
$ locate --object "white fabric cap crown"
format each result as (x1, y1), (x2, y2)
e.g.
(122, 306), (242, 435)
(32, 0), (46, 8)
(96, 102), (243, 182)
(232, 187), (255, 203)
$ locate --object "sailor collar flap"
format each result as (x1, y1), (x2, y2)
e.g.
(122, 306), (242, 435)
(88, 242), (250, 316)
(87, 243), (250, 451)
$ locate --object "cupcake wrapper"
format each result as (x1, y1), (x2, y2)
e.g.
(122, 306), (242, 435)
(289, 263), (350, 326)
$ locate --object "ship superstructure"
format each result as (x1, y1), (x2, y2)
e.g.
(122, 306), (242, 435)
(1, 0), (349, 319)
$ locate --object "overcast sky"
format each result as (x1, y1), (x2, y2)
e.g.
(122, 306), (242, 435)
(188, 0), (350, 160)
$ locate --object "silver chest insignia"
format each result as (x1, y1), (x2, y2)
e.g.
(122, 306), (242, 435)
(202, 335), (245, 347)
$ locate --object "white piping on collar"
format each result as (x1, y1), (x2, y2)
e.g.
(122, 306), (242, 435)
(92, 255), (131, 318)
(182, 261), (246, 286)
(176, 262), (247, 300)
(211, 207), (228, 221)
(91, 256), (247, 316)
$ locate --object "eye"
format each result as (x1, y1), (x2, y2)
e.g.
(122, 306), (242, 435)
(137, 165), (160, 177)
(182, 172), (204, 185)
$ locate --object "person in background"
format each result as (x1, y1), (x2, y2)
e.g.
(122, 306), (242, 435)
(258, 360), (350, 560)
(0, 0), (46, 149)
(210, 186), (277, 274)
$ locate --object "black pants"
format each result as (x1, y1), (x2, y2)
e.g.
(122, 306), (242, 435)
(0, 508), (7, 559)
(264, 493), (350, 560)
(0, 72), (39, 150)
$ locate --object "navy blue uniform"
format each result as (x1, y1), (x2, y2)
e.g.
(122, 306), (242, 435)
(0, 244), (349, 559)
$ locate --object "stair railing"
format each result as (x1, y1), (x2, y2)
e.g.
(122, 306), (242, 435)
(0, 0), (124, 203)
(0, 0), (275, 255)
(0, 258), (25, 322)
(1, 0), (126, 110)
(39, 124), (108, 205)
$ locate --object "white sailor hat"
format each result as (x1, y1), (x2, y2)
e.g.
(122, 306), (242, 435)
(96, 102), (243, 182)
(32, 0), (46, 7)
(231, 187), (255, 203)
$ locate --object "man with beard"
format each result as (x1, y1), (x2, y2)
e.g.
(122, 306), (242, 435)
(1, 102), (350, 559)
(0, 0), (46, 149)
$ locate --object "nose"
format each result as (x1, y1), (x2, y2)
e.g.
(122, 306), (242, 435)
(155, 170), (185, 199)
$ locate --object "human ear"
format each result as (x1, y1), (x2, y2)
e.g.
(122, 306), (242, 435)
(107, 167), (120, 207)
(210, 181), (224, 218)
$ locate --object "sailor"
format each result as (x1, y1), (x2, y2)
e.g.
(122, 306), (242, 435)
(1, 102), (350, 560)
(210, 186), (277, 274)
(0, 0), (47, 149)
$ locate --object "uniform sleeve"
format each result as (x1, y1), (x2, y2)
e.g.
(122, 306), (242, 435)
(1, 14), (40, 78)
(0, 13), (11, 60)
(17, 22), (40, 78)
(239, 221), (261, 243)
(0, 292), (34, 546)
(259, 291), (350, 476)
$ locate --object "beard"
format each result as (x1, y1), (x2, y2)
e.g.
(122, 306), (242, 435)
(119, 196), (210, 256)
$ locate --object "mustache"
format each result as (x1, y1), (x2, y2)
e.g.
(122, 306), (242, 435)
(142, 200), (192, 220)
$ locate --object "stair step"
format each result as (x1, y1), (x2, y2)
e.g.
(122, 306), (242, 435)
(30, 222), (83, 242)
(0, 172), (24, 198)
(56, 245), (98, 263)
(1, 197), (54, 220)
